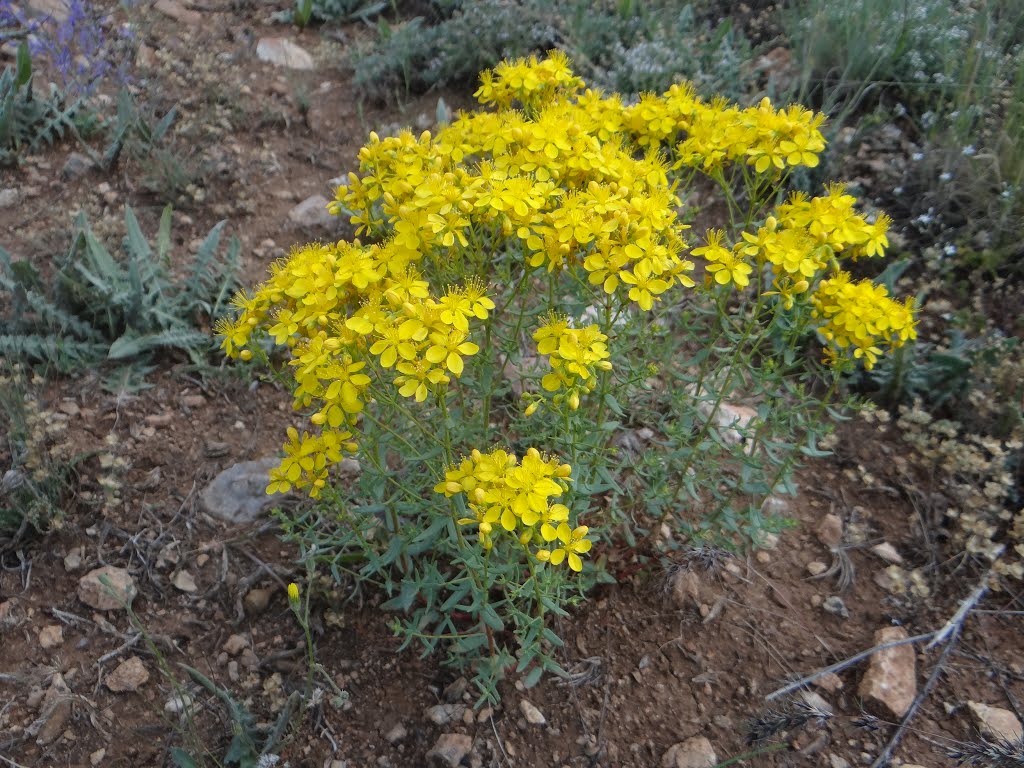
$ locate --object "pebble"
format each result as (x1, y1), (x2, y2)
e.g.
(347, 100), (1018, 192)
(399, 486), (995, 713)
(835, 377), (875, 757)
(154, 0), (201, 25)
(426, 733), (473, 767)
(61, 152), (95, 180)
(35, 674), (73, 745)
(662, 736), (717, 767)
(105, 656), (150, 692)
(384, 722), (408, 744)
(201, 458), (285, 524)
(39, 624), (64, 649)
(870, 542), (903, 564)
(0, 188), (20, 209)
(90, 748), (106, 765)
(223, 634), (248, 656)
(806, 561), (828, 576)
(256, 37), (314, 70)
(442, 677), (468, 703)
(967, 701), (1023, 742)
(858, 626), (916, 718)
(244, 587), (272, 614)
(78, 566), (137, 611)
(172, 570), (198, 593)
(519, 698), (546, 725)
(288, 194), (336, 228)
(425, 703), (464, 725)
(816, 513), (843, 550)
(227, 660), (240, 682)
(63, 547), (83, 571)
(822, 595), (849, 619)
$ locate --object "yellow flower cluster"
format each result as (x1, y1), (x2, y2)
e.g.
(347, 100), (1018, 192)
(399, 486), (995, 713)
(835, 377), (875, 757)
(615, 83), (826, 174)
(215, 237), (495, 495)
(474, 50), (584, 111)
(434, 447), (592, 570)
(218, 52), (914, 498)
(531, 316), (612, 411)
(811, 272), (918, 369)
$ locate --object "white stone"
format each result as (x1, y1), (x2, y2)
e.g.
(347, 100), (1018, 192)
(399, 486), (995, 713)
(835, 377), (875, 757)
(256, 38), (314, 70)
(78, 566), (136, 611)
(519, 698), (546, 725)
(662, 736), (717, 768)
(288, 195), (335, 228)
(870, 542), (904, 564)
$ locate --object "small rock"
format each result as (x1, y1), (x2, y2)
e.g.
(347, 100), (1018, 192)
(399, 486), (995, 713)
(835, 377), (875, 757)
(859, 626), (916, 718)
(200, 458), (282, 524)
(519, 699), (546, 725)
(203, 440), (230, 458)
(800, 689), (834, 716)
(806, 561), (828, 576)
(817, 513), (843, 550)
(227, 660), (240, 682)
(35, 673), (73, 745)
(182, 394), (206, 408)
(256, 37), (314, 70)
(425, 703), (464, 726)
(427, 733), (473, 767)
(223, 634), (248, 656)
(384, 722), (408, 744)
(244, 587), (272, 614)
(870, 542), (903, 565)
(288, 194), (335, 228)
(39, 624), (64, 649)
(172, 570), (198, 593)
(78, 566), (136, 611)
(662, 736), (717, 768)
(822, 595), (849, 619)
(0, 188), (19, 209)
(813, 672), (844, 693)
(827, 755), (850, 768)
(63, 547), (83, 571)
(239, 647), (260, 670)
(967, 701), (1023, 743)
(136, 42), (156, 68)
(442, 677), (468, 703)
(106, 656), (149, 692)
(154, 0), (201, 25)
(61, 152), (94, 179)
(0, 598), (22, 629)
(26, 0), (71, 20)
(90, 748), (106, 766)
(165, 692), (193, 715)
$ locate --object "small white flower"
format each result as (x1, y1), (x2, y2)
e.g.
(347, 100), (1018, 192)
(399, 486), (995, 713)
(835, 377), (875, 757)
(961, 145), (976, 156)
(912, 152), (924, 161)
(893, 186), (904, 195)
(944, 243), (957, 256)
(939, 171), (953, 182)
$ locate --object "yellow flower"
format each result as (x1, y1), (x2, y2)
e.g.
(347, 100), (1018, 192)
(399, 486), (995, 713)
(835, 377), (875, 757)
(287, 583), (300, 604)
(536, 524), (593, 572)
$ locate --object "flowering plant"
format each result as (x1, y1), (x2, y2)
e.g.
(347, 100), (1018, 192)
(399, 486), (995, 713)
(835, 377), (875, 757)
(220, 52), (917, 699)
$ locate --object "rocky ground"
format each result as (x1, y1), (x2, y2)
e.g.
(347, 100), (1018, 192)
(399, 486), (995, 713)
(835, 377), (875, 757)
(1, 1), (1022, 767)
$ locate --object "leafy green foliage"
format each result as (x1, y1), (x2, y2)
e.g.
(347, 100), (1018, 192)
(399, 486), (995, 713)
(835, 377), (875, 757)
(0, 206), (240, 386)
(1, 42), (89, 165)
(351, 0), (753, 103)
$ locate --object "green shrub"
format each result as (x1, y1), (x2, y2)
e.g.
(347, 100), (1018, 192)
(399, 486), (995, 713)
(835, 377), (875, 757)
(0, 206), (240, 388)
(224, 55), (917, 700)
(351, 0), (754, 103)
(0, 42), (89, 165)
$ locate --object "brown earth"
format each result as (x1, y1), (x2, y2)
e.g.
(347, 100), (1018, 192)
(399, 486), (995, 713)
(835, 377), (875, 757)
(1, 2), (1022, 767)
